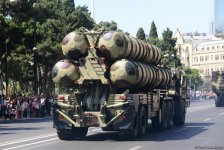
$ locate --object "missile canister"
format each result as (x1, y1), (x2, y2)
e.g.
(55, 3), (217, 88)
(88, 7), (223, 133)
(109, 59), (171, 89)
(98, 31), (162, 65)
(61, 31), (89, 60)
(52, 59), (80, 87)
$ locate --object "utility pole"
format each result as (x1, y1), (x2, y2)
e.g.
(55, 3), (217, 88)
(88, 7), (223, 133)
(91, 0), (95, 21)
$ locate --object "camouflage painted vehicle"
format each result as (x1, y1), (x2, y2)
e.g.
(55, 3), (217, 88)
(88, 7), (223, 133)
(51, 28), (190, 140)
(212, 71), (224, 107)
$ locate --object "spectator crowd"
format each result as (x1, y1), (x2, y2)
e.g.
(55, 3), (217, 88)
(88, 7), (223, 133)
(0, 93), (54, 120)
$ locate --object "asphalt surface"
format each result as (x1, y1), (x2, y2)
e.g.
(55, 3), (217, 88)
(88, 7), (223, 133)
(0, 99), (224, 150)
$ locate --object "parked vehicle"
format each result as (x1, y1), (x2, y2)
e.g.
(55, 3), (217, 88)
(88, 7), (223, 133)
(212, 71), (224, 107)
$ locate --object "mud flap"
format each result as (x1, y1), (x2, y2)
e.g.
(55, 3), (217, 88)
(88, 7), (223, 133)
(112, 106), (135, 130)
(53, 108), (72, 129)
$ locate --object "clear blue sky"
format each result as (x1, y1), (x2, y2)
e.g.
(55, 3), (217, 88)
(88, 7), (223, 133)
(74, 0), (214, 37)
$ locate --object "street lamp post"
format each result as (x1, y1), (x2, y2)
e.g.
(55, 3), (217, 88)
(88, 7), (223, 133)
(10, 0), (38, 94)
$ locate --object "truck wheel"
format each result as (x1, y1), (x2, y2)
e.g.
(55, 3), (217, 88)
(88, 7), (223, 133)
(57, 127), (88, 140)
(101, 126), (114, 131)
(119, 111), (139, 139)
(72, 127), (88, 138)
(151, 102), (168, 130)
(160, 102), (168, 130)
(215, 97), (221, 107)
(151, 111), (160, 131)
(129, 111), (139, 138)
(167, 101), (173, 129)
(57, 129), (74, 140)
(173, 100), (186, 126)
(138, 106), (147, 136)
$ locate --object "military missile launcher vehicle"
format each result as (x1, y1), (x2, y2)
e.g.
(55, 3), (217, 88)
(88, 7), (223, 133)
(52, 28), (190, 140)
(212, 71), (224, 107)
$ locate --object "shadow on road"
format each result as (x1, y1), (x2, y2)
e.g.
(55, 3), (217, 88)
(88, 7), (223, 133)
(0, 117), (53, 135)
(0, 126), (44, 135)
(71, 122), (214, 142)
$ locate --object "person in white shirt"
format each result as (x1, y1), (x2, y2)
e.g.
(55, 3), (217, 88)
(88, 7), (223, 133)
(40, 94), (46, 117)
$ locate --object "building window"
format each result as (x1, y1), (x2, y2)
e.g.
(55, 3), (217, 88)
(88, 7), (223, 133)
(215, 55), (219, 60)
(221, 54), (224, 60)
(201, 48), (204, 51)
(207, 47), (210, 50)
(217, 46), (220, 48)
(182, 57), (185, 61)
(194, 57), (198, 62)
(211, 55), (213, 61)
(212, 46), (214, 49)
(200, 56), (204, 61)
(205, 67), (210, 76)
(205, 56), (209, 61)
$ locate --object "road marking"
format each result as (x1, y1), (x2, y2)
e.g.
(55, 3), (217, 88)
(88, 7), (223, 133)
(128, 146), (142, 150)
(0, 133), (56, 146)
(219, 112), (224, 115)
(203, 118), (211, 122)
(187, 105), (214, 113)
(0, 131), (9, 134)
(2, 138), (58, 150)
(0, 128), (101, 147)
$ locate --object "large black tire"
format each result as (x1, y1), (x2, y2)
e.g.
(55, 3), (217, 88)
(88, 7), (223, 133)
(160, 102), (168, 130)
(138, 106), (147, 136)
(215, 97), (222, 107)
(151, 102), (168, 130)
(101, 126), (114, 131)
(167, 101), (174, 129)
(151, 112), (160, 131)
(119, 111), (139, 140)
(173, 98), (186, 126)
(128, 111), (139, 138)
(57, 127), (88, 140)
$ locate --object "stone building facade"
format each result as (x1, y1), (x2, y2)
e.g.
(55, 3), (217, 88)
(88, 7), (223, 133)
(173, 29), (224, 79)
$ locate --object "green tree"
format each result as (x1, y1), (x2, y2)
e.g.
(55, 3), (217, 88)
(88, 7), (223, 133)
(159, 28), (181, 68)
(148, 21), (159, 45)
(94, 21), (117, 31)
(36, 0), (94, 93)
(149, 21), (158, 38)
(136, 27), (145, 40)
(185, 67), (203, 90)
(1, 0), (94, 94)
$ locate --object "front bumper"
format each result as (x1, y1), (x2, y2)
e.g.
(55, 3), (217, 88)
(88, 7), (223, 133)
(52, 101), (135, 130)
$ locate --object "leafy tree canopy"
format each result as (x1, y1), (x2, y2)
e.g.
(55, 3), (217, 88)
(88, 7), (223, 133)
(184, 67), (204, 90)
(94, 20), (117, 31)
(149, 21), (158, 39)
(0, 0), (95, 87)
(136, 27), (145, 40)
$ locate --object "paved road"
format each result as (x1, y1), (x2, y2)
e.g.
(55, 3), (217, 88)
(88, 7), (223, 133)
(0, 100), (223, 150)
